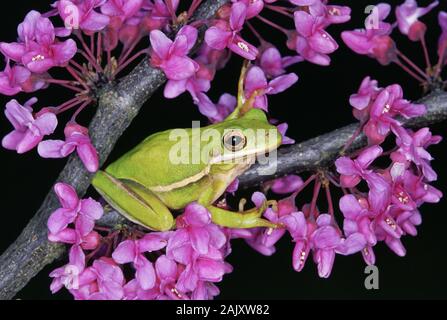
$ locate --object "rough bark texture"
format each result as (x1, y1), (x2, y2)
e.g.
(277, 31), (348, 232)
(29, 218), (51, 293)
(0, 0), (229, 300)
(238, 90), (447, 187)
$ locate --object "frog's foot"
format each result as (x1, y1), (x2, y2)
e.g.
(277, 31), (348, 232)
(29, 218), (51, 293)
(206, 199), (279, 229)
(92, 171), (175, 231)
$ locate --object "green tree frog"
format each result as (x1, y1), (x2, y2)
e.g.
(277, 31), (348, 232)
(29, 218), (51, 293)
(92, 64), (282, 231)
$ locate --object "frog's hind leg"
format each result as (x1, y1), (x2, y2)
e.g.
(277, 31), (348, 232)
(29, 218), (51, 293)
(92, 171), (175, 231)
(206, 200), (279, 229)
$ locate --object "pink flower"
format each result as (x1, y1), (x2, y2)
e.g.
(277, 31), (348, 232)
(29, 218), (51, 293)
(341, 3), (397, 65)
(48, 227), (101, 250)
(400, 170), (442, 205)
(38, 123), (99, 172)
(363, 84), (426, 144)
(336, 146), (391, 212)
(88, 258), (125, 300)
(112, 234), (167, 290)
(438, 11), (447, 59)
(0, 61), (30, 95)
(244, 66), (298, 111)
(276, 123), (295, 145)
(2, 98), (57, 153)
(205, 2), (258, 60)
(292, 10), (339, 65)
(392, 127), (441, 182)
(396, 0), (438, 41)
(245, 192), (296, 255)
(310, 214), (342, 278)
(47, 182), (103, 236)
(50, 245), (93, 293)
(1, 10), (77, 73)
(57, 0), (111, 32)
(233, 0), (264, 19)
(335, 145), (383, 188)
(123, 254), (187, 300)
(281, 211), (315, 271)
(166, 203), (230, 293)
(339, 195), (377, 265)
(208, 93), (237, 123)
(101, 0), (144, 22)
(271, 175), (303, 194)
(150, 25), (199, 81)
(259, 46), (302, 78)
(349, 76), (380, 114)
(139, 0), (179, 32)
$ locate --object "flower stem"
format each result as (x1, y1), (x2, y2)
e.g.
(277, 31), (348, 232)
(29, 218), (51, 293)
(45, 79), (84, 92)
(165, 0), (178, 23)
(324, 183), (334, 216)
(114, 49), (148, 76)
(434, 41), (446, 78)
(76, 31), (103, 73)
(69, 60), (89, 75)
(340, 121), (364, 155)
(66, 66), (90, 90)
(79, 50), (103, 73)
(71, 99), (92, 121)
(396, 50), (429, 80)
(394, 59), (427, 83)
(256, 15), (289, 35)
(188, 0), (203, 19)
(247, 22), (266, 45)
(420, 36), (432, 71)
(309, 180), (321, 218)
(265, 4), (294, 18)
(97, 32), (102, 66)
(54, 97), (83, 114)
(118, 37), (141, 65)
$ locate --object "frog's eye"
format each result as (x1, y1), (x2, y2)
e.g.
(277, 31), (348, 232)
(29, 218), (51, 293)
(223, 130), (247, 152)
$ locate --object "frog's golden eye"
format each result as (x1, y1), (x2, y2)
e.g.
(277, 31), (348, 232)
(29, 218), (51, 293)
(223, 130), (247, 152)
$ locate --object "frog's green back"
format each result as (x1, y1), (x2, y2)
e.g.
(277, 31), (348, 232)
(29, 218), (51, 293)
(105, 127), (209, 189)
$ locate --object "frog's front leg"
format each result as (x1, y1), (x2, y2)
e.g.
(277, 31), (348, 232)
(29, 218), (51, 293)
(92, 171), (175, 231)
(206, 201), (279, 229)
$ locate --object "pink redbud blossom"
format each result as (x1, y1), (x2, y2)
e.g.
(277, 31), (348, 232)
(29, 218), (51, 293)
(112, 234), (167, 290)
(1, 10), (77, 73)
(2, 98), (57, 153)
(38, 122), (99, 172)
(47, 182), (103, 236)
(341, 3), (397, 65)
(396, 0), (439, 41)
(0, 61), (30, 95)
(150, 25), (199, 81)
(292, 10), (339, 65)
(57, 0), (111, 32)
(205, 2), (258, 60)
(244, 66), (298, 111)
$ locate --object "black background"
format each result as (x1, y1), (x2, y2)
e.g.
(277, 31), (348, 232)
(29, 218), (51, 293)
(0, 0), (446, 300)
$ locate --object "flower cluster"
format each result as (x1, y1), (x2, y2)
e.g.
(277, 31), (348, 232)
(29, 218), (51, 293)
(0, 0), (189, 172)
(49, 192), (233, 300)
(342, 0), (445, 88)
(239, 77), (442, 276)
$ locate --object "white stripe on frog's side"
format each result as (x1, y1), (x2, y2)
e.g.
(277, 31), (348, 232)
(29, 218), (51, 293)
(148, 163), (212, 193)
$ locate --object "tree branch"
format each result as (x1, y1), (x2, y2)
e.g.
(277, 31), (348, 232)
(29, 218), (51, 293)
(0, 0), (229, 300)
(238, 90), (447, 187)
